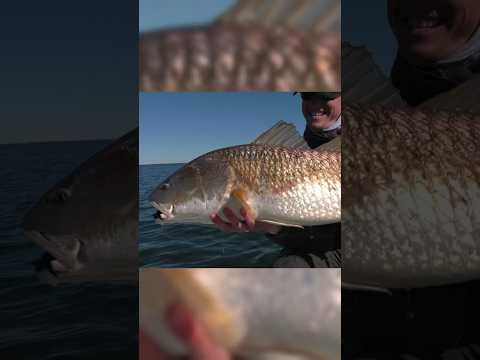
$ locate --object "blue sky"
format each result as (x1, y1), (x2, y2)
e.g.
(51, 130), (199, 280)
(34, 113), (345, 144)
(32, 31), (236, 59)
(342, 0), (397, 73)
(140, 0), (234, 32)
(139, 93), (307, 164)
(0, 2), (137, 144)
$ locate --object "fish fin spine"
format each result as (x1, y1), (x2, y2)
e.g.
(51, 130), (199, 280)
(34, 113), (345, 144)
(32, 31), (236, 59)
(258, 219), (304, 228)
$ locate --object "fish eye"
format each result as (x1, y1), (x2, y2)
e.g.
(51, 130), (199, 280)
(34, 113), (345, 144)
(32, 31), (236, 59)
(56, 188), (71, 201)
(160, 183), (170, 190)
(47, 187), (71, 203)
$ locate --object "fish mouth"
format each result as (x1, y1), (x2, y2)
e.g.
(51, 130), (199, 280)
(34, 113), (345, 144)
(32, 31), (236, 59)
(150, 201), (175, 222)
(24, 230), (84, 285)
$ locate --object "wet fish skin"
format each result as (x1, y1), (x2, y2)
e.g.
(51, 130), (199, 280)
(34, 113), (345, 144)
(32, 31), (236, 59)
(140, 268), (341, 360)
(343, 104), (480, 288)
(140, 24), (340, 91)
(149, 144), (341, 227)
(22, 129), (139, 284)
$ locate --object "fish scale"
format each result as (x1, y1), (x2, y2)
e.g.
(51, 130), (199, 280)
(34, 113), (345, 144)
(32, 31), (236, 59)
(343, 103), (480, 288)
(140, 24), (340, 91)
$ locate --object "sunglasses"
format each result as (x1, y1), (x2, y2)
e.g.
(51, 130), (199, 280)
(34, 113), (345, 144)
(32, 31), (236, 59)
(294, 92), (340, 101)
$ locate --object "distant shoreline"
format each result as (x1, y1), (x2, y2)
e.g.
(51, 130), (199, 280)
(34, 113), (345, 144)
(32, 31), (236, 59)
(140, 162), (185, 166)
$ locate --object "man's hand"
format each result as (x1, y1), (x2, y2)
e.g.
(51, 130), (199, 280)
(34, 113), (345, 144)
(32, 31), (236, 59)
(140, 302), (231, 360)
(210, 207), (281, 235)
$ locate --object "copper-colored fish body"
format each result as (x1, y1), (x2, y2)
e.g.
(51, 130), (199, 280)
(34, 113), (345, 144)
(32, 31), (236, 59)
(343, 104), (480, 288)
(22, 129), (139, 284)
(150, 144), (340, 227)
(140, 24), (340, 91)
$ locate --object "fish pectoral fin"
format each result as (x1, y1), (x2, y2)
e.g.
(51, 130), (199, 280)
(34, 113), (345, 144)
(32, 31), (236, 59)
(259, 219), (304, 229)
(231, 188), (257, 221)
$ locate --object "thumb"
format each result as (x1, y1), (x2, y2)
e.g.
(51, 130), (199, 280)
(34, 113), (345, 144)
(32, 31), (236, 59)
(166, 303), (231, 360)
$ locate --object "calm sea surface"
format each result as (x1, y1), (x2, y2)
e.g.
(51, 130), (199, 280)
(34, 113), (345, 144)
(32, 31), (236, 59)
(140, 164), (282, 267)
(0, 141), (137, 359)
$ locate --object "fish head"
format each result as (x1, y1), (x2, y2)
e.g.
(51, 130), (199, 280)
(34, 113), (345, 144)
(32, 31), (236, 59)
(149, 163), (205, 222)
(22, 129), (139, 285)
(149, 157), (228, 223)
(149, 181), (176, 221)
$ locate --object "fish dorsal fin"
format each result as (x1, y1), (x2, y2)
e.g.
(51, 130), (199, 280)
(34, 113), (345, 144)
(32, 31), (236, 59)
(252, 121), (310, 150)
(342, 42), (407, 107)
(419, 74), (480, 114)
(315, 135), (341, 152)
(215, 0), (340, 32)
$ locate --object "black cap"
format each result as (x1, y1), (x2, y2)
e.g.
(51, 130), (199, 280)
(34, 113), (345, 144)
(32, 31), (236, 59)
(293, 92), (340, 101)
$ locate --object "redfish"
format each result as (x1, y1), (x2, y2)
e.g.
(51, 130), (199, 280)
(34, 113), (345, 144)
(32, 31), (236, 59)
(149, 130), (340, 228)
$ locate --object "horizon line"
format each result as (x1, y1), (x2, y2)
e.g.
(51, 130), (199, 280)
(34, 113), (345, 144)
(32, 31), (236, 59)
(0, 138), (114, 146)
(139, 161), (186, 166)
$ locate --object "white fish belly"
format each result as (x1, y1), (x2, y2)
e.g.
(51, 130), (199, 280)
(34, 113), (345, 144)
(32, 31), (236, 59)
(343, 174), (480, 288)
(193, 269), (341, 359)
(256, 180), (340, 226)
(168, 196), (221, 224)
(140, 269), (341, 359)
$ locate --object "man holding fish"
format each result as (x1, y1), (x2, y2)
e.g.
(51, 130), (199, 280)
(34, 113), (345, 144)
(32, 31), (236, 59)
(150, 92), (342, 268)
(210, 92), (342, 268)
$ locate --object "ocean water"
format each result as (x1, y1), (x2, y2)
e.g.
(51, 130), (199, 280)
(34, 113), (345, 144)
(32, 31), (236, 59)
(0, 141), (137, 359)
(140, 164), (282, 267)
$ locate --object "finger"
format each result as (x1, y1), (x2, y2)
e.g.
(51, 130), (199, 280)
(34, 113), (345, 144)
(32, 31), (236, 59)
(189, 321), (231, 360)
(240, 208), (255, 231)
(167, 303), (194, 341)
(210, 213), (233, 233)
(139, 329), (174, 360)
(166, 303), (230, 360)
(223, 208), (244, 231)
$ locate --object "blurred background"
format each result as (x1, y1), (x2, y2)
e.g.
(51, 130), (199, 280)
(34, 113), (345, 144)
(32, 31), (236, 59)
(140, 0), (234, 32)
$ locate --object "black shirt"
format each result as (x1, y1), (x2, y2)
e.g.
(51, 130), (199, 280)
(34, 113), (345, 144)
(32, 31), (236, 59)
(391, 51), (480, 106)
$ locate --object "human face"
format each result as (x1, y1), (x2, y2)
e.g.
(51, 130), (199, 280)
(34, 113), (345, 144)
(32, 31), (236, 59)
(388, 0), (480, 64)
(302, 95), (341, 132)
